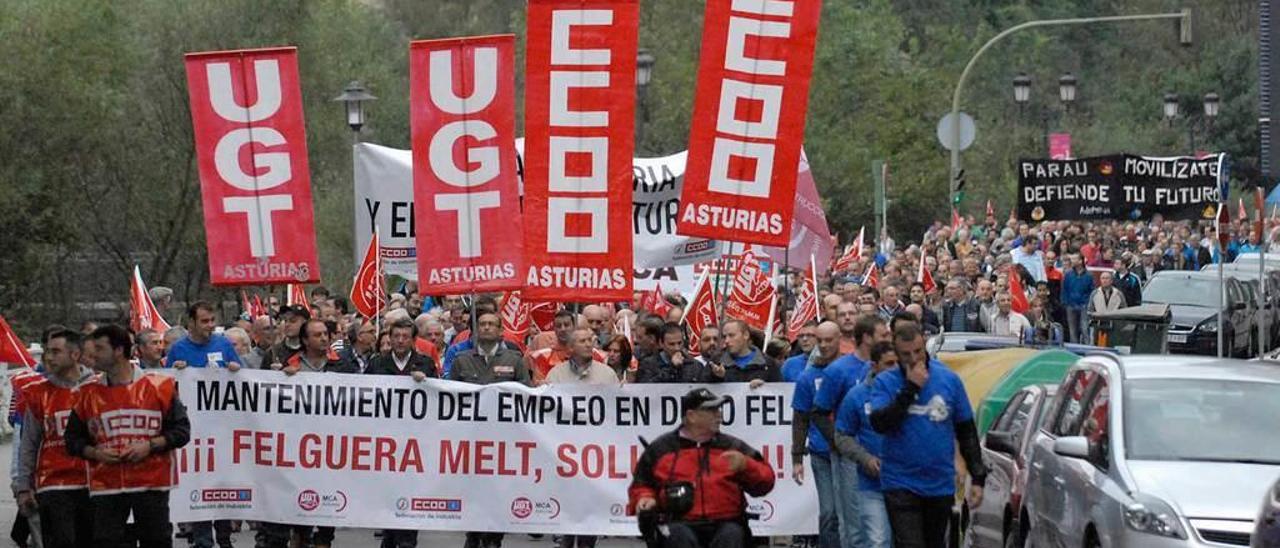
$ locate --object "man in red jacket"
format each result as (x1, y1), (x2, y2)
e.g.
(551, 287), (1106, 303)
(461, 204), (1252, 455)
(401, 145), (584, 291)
(629, 388), (776, 548)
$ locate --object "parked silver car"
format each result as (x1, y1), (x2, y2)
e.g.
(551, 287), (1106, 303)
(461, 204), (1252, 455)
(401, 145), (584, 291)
(1024, 354), (1280, 547)
(965, 384), (1057, 548)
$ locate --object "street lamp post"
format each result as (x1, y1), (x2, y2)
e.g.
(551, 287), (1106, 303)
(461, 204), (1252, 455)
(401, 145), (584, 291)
(948, 10), (1192, 208)
(635, 49), (655, 154)
(333, 80), (376, 143)
(1012, 72), (1078, 156)
(1165, 91), (1221, 153)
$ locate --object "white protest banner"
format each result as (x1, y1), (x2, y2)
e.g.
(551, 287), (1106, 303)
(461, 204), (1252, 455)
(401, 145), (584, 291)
(354, 143), (418, 277)
(355, 141), (723, 281)
(170, 368), (816, 535)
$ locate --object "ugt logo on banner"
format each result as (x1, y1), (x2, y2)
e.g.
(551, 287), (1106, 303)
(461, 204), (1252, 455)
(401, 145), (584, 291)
(522, 0), (638, 301)
(677, 0), (823, 247)
(184, 47), (321, 285)
(410, 35), (524, 294)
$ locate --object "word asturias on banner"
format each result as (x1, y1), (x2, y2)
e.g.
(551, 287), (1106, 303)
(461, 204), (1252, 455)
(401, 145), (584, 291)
(677, 0), (823, 246)
(184, 47), (321, 285)
(521, 0), (639, 301)
(410, 35), (524, 294)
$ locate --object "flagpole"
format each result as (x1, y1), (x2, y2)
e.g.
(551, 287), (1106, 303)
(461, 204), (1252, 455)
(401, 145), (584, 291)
(763, 267), (779, 348)
(811, 254), (822, 322)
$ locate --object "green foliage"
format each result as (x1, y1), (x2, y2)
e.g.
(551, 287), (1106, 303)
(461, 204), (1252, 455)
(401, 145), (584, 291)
(0, 0), (1259, 332)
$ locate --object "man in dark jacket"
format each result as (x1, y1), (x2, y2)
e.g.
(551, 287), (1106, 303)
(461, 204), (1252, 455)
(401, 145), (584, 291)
(449, 312), (530, 386)
(636, 323), (709, 383)
(939, 280), (982, 333)
(366, 319), (437, 380)
(449, 312), (529, 548)
(365, 318), (434, 547)
(629, 388), (776, 548)
(262, 305), (309, 369)
(710, 320), (781, 385)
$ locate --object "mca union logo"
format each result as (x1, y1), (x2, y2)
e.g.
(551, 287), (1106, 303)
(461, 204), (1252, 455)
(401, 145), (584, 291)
(511, 496), (560, 520)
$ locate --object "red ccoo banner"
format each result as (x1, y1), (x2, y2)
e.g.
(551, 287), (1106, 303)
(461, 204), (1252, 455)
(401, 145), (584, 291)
(411, 35), (524, 294)
(522, 0), (638, 301)
(676, 0), (823, 246)
(185, 47), (321, 286)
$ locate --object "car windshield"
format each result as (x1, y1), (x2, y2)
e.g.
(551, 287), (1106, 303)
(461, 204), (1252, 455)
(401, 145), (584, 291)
(1125, 378), (1280, 463)
(1142, 277), (1219, 308)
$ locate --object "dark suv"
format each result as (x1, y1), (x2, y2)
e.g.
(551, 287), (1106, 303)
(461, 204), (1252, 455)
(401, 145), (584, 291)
(1142, 271), (1254, 357)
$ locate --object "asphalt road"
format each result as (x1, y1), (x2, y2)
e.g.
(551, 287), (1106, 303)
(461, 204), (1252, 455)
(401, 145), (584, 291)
(0, 436), (649, 548)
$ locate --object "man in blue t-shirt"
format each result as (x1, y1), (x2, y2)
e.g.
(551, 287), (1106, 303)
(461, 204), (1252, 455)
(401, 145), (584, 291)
(789, 321), (843, 548)
(834, 341), (898, 548)
(869, 323), (986, 548)
(165, 301), (242, 371)
(811, 314), (888, 548)
(781, 321), (818, 382)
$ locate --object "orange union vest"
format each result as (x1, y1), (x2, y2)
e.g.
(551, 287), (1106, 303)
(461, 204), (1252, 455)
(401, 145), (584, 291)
(73, 373), (178, 495)
(26, 379), (91, 492)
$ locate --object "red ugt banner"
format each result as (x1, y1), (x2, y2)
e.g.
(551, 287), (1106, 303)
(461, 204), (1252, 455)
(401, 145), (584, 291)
(724, 249), (776, 331)
(522, 0), (638, 301)
(185, 47), (321, 285)
(411, 35), (524, 294)
(677, 0), (823, 246)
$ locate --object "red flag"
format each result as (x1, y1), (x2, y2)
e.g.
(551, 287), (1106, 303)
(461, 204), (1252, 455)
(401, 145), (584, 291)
(252, 294), (268, 318)
(831, 226), (863, 273)
(129, 266), (172, 334)
(350, 230), (385, 318)
(184, 47), (321, 285)
(500, 291), (531, 341)
(951, 208), (963, 232)
(1239, 197), (1249, 222)
(0, 315), (36, 367)
(786, 256), (820, 339)
(725, 249), (776, 331)
(861, 262), (879, 289)
(682, 270), (719, 357)
(916, 253), (936, 294)
(527, 301), (561, 332)
(522, 0), (637, 301)
(986, 199), (995, 218)
(411, 35), (524, 294)
(1008, 266), (1030, 314)
(643, 284), (673, 318)
(676, 0), (824, 246)
(240, 290), (254, 317)
(287, 284), (312, 316)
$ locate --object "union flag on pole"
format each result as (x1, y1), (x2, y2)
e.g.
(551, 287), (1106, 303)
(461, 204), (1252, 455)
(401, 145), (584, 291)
(831, 226), (863, 273)
(682, 270), (718, 357)
(130, 266), (171, 334)
(986, 199), (995, 218)
(252, 294), (268, 318)
(641, 284), (673, 318)
(287, 283), (312, 317)
(500, 290), (531, 341)
(1008, 266), (1030, 314)
(951, 208), (963, 232)
(861, 262), (879, 289)
(350, 230), (385, 319)
(0, 314), (36, 367)
(240, 290), (254, 318)
(786, 256), (820, 340)
(724, 249), (776, 331)
(916, 253), (936, 294)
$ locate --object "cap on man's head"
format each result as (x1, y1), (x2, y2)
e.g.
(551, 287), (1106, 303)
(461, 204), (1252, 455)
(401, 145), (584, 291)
(681, 388), (729, 414)
(277, 305), (311, 321)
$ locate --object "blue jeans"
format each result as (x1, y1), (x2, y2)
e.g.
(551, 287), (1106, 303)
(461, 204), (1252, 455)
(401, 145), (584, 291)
(1065, 306), (1088, 343)
(857, 489), (892, 548)
(809, 452), (841, 548)
(833, 455), (865, 548)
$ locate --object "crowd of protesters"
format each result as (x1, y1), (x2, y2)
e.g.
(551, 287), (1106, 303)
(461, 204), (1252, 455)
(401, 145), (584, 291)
(4, 212), (1275, 548)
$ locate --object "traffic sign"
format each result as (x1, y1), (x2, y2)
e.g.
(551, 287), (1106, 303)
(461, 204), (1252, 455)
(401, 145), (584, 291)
(937, 112), (976, 151)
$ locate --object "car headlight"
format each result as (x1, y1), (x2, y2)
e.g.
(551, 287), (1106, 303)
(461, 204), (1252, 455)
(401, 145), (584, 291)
(1197, 316), (1219, 333)
(1123, 494), (1187, 539)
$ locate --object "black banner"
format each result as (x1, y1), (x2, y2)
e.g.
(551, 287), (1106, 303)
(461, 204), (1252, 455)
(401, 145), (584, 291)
(1018, 154), (1223, 221)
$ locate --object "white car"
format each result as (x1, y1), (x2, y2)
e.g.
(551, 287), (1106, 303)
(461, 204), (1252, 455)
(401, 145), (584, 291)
(1023, 354), (1280, 547)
